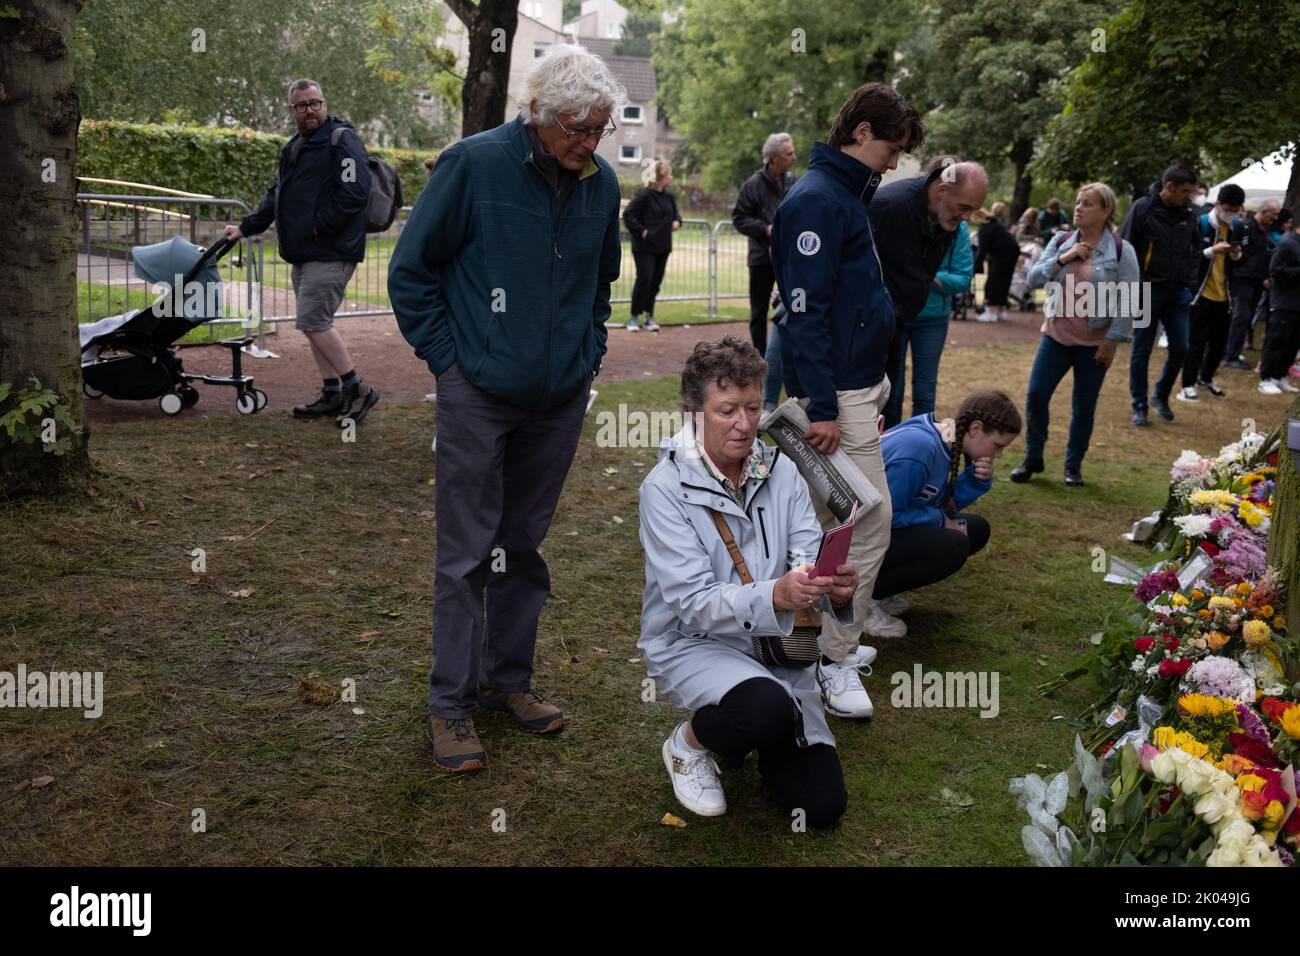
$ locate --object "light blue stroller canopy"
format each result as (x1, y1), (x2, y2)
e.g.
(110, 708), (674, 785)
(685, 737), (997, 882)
(132, 235), (224, 320)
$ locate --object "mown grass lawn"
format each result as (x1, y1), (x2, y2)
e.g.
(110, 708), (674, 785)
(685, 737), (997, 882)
(1, 339), (1288, 865)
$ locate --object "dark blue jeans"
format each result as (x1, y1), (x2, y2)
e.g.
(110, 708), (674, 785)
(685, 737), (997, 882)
(1025, 334), (1110, 471)
(884, 312), (949, 428)
(764, 321), (784, 407)
(1128, 282), (1190, 410)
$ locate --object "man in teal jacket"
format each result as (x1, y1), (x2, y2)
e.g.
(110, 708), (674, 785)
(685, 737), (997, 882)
(388, 45), (624, 773)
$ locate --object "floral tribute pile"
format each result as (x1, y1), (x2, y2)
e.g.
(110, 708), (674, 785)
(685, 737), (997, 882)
(1011, 427), (1299, 867)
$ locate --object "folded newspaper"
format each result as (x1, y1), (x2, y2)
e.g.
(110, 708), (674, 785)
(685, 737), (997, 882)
(760, 398), (883, 524)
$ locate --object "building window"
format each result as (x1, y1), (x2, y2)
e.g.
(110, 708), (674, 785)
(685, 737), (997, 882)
(607, 23), (619, 38)
(619, 144), (641, 164)
(621, 105), (643, 124)
(534, 42), (549, 58)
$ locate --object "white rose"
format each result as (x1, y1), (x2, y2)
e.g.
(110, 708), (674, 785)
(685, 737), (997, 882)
(1149, 751), (1177, 784)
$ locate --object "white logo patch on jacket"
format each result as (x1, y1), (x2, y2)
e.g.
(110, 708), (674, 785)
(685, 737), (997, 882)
(796, 231), (821, 256)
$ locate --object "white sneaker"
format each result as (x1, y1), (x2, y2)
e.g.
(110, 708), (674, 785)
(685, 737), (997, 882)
(662, 725), (726, 817)
(863, 601), (908, 638)
(1259, 380), (1283, 395)
(586, 389), (599, 413)
(1158, 333), (1168, 349)
(1175, 386), (1199, 403)
(644, 318), (661, 332)
(846, 644), (877, 669)
(626, 316), (640, 332)
(975, 311), (998, 323)
(877, 594), (909, 616)
(1277, 378), (1299, 393)
(816, 659), (874, 718)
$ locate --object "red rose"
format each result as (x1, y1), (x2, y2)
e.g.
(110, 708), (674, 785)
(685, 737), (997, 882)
(1198, 540), (1220, 557)
(1157, 658), (1193, 679)
(1162, 633), (1179, 650)
(1134, 637), (1156, 653)
(1268, 451), (1279, 467)
(1260, 697), (1298, 725)
(1229, 734), (1282, 769)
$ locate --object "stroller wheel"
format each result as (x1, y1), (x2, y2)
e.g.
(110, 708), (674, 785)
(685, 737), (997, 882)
(180, 386), (200, 408)
(83, 381), (104, 399)
(252, 388), (268, 412)
(159, 392), (184, 416)
(235, 391), (258, 415)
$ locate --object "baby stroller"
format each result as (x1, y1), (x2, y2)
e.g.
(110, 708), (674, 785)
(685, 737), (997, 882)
(80, 235), (267, 416)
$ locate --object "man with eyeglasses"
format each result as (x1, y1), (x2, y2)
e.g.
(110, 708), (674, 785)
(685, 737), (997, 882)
(389, 45), (624, 774)
(226, 79), (379, 426)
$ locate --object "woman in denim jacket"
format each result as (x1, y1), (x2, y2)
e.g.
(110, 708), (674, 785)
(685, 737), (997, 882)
(1012, 183), (1139, 486)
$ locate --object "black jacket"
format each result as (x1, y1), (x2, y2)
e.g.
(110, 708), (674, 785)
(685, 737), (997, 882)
(867, 169), (959, 329)
(974, 218), (1019, 272)
(1119, 180), (1199, 289)
(1231, 214), (1275, 285)
(240, 114), (372, 264)
(623, 187), (681, 254)
(1269, 232), (1300, 313)
(732, 167), (790, 267)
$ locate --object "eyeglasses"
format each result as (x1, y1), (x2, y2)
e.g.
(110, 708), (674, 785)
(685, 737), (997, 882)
(289, 99), (325, 114)
(554, 117), (617, 141)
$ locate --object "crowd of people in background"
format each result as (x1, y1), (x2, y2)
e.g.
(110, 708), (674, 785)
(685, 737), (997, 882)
(372, 43), (1300, 830)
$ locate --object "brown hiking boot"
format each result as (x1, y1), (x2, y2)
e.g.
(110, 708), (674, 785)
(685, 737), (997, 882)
(427, 715), (487, 773)
(479, 688), (564, 734)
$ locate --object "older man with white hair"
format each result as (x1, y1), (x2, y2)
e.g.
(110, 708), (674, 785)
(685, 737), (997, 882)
(389, 44), (624, 773)
(732, 132), (797, 355)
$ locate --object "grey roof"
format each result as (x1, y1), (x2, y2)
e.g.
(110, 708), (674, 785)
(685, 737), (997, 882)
(604, 55), (656, 104)
(576, 36), (618, 59)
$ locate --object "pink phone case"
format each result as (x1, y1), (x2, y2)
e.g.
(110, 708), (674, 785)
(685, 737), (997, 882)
(812, 503), (858, 579)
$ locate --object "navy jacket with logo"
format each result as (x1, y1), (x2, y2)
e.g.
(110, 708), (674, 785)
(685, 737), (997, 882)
(240, 114), (371, 264)
(770, 142), (894, 423)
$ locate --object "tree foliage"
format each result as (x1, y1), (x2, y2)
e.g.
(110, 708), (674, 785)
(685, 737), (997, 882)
(1036, 0), (1300, 201)
(654, 0), (916, 190)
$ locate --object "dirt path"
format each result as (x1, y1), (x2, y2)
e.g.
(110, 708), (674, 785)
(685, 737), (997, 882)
(84, 310), (1044, 423)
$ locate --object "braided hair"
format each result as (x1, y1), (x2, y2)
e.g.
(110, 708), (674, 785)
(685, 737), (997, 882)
(945, 389), (1023, 514)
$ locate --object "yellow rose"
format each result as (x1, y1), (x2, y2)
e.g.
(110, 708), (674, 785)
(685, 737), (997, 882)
(1171, 593), (1190, 607)
(1282, 707), (1300, 741)
(1237, 773), (1267, 793)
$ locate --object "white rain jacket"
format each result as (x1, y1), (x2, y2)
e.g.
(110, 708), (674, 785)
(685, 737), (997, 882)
(637, 426), (855, 749)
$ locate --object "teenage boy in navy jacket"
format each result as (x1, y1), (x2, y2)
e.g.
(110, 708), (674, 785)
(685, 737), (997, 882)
(770, 82), (923, 719)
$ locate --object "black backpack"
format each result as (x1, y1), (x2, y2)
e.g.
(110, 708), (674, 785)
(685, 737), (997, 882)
(284, 125), (403, 233)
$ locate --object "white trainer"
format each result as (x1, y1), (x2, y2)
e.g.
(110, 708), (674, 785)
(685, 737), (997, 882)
(863, 601), (908, 638)
(1175, 386), (1199, 403)
(1277, 378), (1300, 393)
(1259, 380), (1283, 395)
(847, 644), (878, 669)
(877, 594), (909, 616)
(644, 318), (661, 332)
(817, 659), (874, 718)
(662, 726), (726, 817)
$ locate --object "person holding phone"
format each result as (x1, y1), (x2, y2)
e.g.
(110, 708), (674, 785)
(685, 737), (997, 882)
(873, 390), (1021, 613)
(639, 338), (859, 826)
(1177, 183), (1246, 403)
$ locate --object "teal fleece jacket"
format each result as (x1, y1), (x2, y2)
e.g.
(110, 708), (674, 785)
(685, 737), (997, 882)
(388, 115), (622, 410)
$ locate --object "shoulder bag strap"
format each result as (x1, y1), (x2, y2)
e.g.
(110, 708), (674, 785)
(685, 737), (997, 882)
(708, 509), (753, 585)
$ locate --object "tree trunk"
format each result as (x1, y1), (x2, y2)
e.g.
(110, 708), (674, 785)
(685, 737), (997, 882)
(1285, 147), (1300, 220)
(448, 0), (519, 136)
(0, 0), (90, 498)
(1268, 395), (1300, 641)
(1009, 139), (1034, 224)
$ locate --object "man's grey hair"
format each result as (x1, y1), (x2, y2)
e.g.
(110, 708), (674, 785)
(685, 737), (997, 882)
(522, 44), (626, 126)
(1257, 198), (1282, 213)
(762, 133), (793, 164)
(288, 78), (323, 100)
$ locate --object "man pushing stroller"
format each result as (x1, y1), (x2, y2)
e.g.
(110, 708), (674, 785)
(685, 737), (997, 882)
(225, 79), (380, 425)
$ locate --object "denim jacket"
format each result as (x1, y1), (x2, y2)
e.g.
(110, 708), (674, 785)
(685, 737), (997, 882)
(1027, 228), (1140, 342)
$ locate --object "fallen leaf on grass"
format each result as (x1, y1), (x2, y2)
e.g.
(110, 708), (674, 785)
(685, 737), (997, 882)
(352, 707), (366, 716)
(131, 497), (145, 512)
(592, 646), (609, 654)
(144, 740), (165, 750)
(226, 588), (254, 598)
(602, 467), (618, 476)
(297, 677), (335, 706)
(1036, 657), (1050, 667)
(31, 775), (55, 788)
(417, 510), (435, 520)
(611, 515), (624, 524)
(1019, 615), (1038, 628)
(939, 787), (974, 809)
(660, 813), (687, 829)
(627, 657), (641, 664)
(244, 442), (259, 448)
(357, 629), (380, 641)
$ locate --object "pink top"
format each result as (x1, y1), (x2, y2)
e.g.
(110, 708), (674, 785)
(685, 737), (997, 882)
(1042, 252), (1107, 348)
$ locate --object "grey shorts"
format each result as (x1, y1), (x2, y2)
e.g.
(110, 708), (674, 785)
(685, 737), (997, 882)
(291, 261), (356, 332)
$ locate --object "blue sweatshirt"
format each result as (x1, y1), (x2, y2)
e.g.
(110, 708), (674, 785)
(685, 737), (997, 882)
(882, 413), (992, 528)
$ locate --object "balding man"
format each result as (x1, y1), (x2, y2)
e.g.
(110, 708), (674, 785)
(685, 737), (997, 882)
(1224, 198), (1282, 368)
(868, 157), (989, 429)
(733, 132), (797, 355)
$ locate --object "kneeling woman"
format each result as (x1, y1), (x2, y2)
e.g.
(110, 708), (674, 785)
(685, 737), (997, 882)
(639, 337), (858, 826)
(874, 389), (1021, 610)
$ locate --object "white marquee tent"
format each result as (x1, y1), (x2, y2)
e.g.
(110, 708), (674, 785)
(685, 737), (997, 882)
(1209, 147), (1295, 207)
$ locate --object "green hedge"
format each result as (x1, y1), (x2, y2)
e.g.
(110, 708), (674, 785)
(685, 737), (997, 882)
(78, 120), (435, 212)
